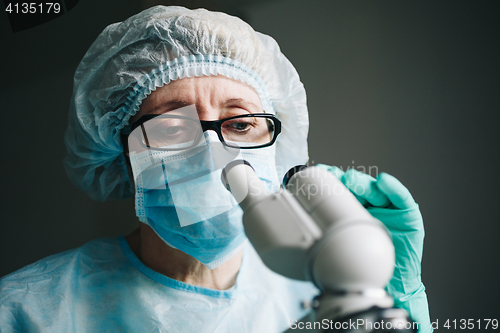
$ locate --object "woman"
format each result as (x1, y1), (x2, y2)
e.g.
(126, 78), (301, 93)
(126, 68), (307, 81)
(0, 6), (431, 332)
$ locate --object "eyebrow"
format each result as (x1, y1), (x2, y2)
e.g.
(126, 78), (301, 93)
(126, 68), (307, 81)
(144, 98), (262, 114)
(224, 98), (261, 111)
(145, 100), (192, 114)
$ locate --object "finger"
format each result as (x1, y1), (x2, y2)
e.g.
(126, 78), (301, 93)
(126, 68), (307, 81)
(315, 164), (368, 206)
(343, 169), (391, 207)
(376, 172), (416, 209)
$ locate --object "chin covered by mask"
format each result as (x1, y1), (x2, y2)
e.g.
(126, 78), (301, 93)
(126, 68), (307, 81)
(129, 131), (280, 269)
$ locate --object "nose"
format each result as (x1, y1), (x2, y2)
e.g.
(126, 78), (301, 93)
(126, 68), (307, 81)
(202, 130), (240, 169)
(201, 127), (226, 149)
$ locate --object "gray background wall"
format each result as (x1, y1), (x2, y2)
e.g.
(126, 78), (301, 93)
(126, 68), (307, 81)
(1, 0), (499, 326)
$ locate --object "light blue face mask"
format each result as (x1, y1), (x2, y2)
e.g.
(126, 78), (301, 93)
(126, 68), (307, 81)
(129, 130), (280, 269)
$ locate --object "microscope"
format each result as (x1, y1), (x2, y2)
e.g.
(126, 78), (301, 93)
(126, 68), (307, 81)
(221, 160), (417, 332)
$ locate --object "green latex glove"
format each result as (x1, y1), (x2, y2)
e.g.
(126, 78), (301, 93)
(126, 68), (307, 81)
(316, 164), (432, 333)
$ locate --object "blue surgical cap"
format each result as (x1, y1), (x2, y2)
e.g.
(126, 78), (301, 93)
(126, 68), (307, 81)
(64, 6), (309, 201)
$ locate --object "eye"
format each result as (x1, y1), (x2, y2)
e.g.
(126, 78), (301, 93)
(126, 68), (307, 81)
(222, 119), (255, 134)
(230, 122), (251, 131)
(161, 126), (184, 136)
(147, 118), (196, 135)
(140, 116), (203, 149)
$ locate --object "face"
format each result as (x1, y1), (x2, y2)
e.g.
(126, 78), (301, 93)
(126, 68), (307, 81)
(131, 75), (263, 123)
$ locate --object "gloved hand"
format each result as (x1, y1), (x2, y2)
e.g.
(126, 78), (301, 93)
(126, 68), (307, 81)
(316, 164), (432, 333)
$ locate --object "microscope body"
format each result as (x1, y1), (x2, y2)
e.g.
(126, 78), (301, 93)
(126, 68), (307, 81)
(222, 162), (416, 332)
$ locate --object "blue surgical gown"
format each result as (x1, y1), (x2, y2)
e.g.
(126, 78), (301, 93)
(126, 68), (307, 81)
(0, 236), (318, 332)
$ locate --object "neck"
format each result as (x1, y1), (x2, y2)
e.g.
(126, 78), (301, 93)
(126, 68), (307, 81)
(126, 224), (243, 290)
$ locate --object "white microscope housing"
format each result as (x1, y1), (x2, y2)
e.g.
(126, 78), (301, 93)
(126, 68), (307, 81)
(222, 161), (415, 332)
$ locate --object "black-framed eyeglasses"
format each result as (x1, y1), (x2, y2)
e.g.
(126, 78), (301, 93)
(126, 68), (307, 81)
(121, 113), (282, 151)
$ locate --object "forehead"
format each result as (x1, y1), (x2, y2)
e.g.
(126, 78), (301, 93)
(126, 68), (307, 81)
(139, 75), (262, 111)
